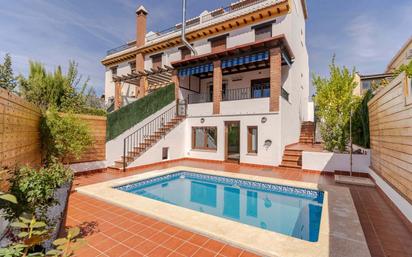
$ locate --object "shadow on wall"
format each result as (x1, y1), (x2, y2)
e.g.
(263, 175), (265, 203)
(302, 148), (371, 173)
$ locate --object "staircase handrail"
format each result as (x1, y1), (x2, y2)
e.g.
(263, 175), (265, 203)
(122, 101), (186, 171)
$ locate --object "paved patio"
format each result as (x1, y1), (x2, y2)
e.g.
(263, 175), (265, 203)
(68, 159), (412, 257)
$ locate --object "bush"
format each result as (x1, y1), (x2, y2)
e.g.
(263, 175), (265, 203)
(40, 109), (92, 164)
(1, 163), (73, 222)
(0, 193), (84, 257)
(106, 83), (175, 141)
(352, 90), (373, 148)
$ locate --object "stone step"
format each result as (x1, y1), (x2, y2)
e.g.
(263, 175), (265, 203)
(108, 166), (122, 171)
(279, 163), (302, 169)
(121, 156), (134, 162)
(114, 161), (125, 168)
(283, 149), (303, 156)
(282, 155), (301, 161)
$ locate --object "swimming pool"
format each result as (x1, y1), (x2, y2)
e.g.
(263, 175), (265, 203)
(116, 171), (324, 242)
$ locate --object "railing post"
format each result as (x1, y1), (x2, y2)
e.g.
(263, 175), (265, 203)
(123, 138), (126, 172)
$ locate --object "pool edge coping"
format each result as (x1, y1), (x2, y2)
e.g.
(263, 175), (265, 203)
(76, 166), (371, 257)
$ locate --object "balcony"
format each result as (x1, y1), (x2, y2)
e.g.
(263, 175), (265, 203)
(106, 0), (274, 56)
(186, 86), (289, 116)
(187, 86), (290, 104)
(146, 0), (269, 42)
(106, 42), (135, 56)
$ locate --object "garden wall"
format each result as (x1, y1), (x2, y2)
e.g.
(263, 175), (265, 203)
(368, 72), (412, 204)
(302, 149), (371, 173)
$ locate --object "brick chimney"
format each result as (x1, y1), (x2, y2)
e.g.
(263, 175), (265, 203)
(136, 5), (148, 47)
(135, 5), (148, 98)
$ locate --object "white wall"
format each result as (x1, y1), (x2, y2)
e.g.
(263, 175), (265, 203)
(186, 113), (282, 166)
(307, 101), (314, 122)
(302, 151), (371, 173)
(187, 102), (214, 117)
(369, 167), (412, 223)
(220, 98), (272, 116)
(107, 105), (283, 168)
(70, 161), (107, 173)
(128, 120), (188, 167)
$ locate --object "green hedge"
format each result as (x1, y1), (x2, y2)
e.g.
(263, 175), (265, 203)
(106, 84), (175, 141)
(352, 90), (373, 148)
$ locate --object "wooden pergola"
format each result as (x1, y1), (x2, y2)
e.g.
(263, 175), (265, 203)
(113, 65), (174, 93)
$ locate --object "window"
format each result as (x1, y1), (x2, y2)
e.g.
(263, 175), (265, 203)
(247, 126), (258, 154)
(192, 127), (217, 150)
(110, 66), (117, 75)
(162, 147), (169, 160)
(209, 34), (228, 53)
(180, 46), (192, 60)
(254, 23), (272, 41)
(151, 54), (162, 69)
(129, 61), (136, 73)
(362, 81), (371, 90)
(207, 81), (227, 102)
(251, 78), (270, 98)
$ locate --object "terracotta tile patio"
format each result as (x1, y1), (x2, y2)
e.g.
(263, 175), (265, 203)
(68, 159), (412, 257)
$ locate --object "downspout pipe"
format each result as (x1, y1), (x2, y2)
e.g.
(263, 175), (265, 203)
(182, 0), (197, 56)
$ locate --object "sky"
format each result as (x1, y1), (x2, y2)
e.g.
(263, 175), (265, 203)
(0, 0), (411, 96)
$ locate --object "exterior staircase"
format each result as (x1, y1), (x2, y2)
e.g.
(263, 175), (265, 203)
(299, 121), (315, 144)
(110, 102), (186, 171)
(279, 121), (315, 169)
(280, 148), (303, 169)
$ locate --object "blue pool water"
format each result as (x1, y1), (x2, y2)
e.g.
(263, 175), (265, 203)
(116, 171), (324, 242)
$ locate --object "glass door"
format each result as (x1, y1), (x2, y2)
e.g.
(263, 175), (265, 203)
(251, 78), (270, 98)
(225, 121), (240, 162)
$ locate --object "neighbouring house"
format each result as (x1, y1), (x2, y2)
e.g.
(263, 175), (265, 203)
(386, 36), (412, 73)
(102, 0), (311, 169)
(354, 36), (412, 96)
(353, 72), (394, 96)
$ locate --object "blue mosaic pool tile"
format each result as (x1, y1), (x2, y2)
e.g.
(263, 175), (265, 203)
(115, 171), (324, 201)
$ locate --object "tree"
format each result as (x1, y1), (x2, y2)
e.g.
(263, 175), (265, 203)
(18, 61), (105, 115)
(313, 57), (360, 152)
(0, 54), (17, 91)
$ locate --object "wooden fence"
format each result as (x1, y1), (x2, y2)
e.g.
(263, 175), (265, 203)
(0, 88), (42, 168)
(67, 114), (106, 163)
(368, 72), (412, 203)
(0, 88), (106, 173)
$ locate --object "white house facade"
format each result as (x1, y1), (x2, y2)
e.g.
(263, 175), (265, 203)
(102, 0), (311, 168)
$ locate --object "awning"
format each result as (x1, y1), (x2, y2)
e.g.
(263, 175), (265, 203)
(178, 63), (213, 77)
(222, 51), (269, 69)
